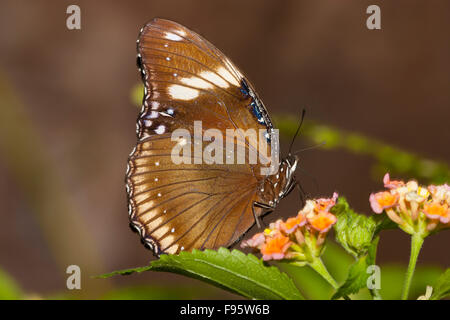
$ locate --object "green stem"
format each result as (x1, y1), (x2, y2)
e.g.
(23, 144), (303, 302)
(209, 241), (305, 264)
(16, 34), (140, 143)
(308, 257), (339, 290)
(293, 257), (351, 300)
(401, 233), (424, 300)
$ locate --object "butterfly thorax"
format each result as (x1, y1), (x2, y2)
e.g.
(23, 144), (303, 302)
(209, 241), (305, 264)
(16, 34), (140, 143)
(257, 154), (299, 208)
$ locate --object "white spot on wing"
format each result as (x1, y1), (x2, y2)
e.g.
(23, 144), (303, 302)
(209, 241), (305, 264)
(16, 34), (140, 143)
(200, 71), (229, 88)
(165, 32), (183, 41)
(180, 76), (212, 89)
(168, 84), (199, 100)
(217, 67), (240, 86)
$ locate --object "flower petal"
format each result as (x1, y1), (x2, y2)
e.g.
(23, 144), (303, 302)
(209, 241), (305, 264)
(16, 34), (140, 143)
(308, 211), (337, 233)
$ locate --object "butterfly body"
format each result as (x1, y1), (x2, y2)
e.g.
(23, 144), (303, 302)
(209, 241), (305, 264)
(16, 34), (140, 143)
(127, 19), (299, 256)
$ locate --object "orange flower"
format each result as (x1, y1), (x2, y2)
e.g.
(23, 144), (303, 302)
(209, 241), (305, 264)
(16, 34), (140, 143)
(423, 202), (450, 224)
(241, 193), (339, 262)
(308, 211), (337, 233)
(281, 214), (306, 234)
(260, 234), (292, 261)
(369, 191), (398, 214)
(370, 174), (450, 236)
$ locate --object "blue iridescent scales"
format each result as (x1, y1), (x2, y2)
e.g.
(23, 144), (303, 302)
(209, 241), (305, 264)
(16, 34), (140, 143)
(239, 78), (273, 140)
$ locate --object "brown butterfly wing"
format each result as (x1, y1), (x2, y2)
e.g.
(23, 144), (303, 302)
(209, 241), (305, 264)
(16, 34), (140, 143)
(127, 18), (272, 255)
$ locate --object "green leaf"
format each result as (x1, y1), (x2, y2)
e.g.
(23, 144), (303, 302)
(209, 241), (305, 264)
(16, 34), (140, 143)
(430, 269), (450, 300)
(98, 248), (304, 300)
(96, 265), (152, 278)
(331, 237), (379, 300)
(0, 268), (22, 299)
(151, 248), (303, 300)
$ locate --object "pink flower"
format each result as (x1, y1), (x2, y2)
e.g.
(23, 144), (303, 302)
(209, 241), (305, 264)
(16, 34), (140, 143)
(370, 191), (399, 214)
(383, 173), (405, 189)
(428, 184), (450, 203)
(371, 173), (450, 235)
(316, 192), (339, 212)
(268, 219), (283, 231)
(240, 232), (265, 249)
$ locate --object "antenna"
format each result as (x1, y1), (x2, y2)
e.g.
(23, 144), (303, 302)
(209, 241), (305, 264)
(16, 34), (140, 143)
(293, 141), (326, 155)
(288, 109), (306, 155)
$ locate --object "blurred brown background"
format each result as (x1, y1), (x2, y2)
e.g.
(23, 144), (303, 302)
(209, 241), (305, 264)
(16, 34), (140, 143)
(0, 0), (449, 298)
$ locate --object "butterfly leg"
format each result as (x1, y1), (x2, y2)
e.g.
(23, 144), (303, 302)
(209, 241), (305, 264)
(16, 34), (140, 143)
(295, 182), (306, 208)
(252, 201), (275, 229)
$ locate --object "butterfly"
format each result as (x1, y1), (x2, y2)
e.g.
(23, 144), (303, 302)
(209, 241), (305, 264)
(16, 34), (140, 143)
(126, 18), (300, 256)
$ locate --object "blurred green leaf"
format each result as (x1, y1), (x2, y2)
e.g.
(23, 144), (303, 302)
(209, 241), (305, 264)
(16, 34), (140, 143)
(273, 115), (450, 184)
(0, 268), (22, 300)
(99, 248), (304, 300)
(331, 237), (379, 300)
(131, 83), (144, 107)
(0, 72), (111, 297)
(430, 269), (450, 300)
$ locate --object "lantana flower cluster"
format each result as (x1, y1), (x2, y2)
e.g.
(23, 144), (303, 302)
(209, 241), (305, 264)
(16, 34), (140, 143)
(370, 173), (450, 236)
(241, 193), (338, 263)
